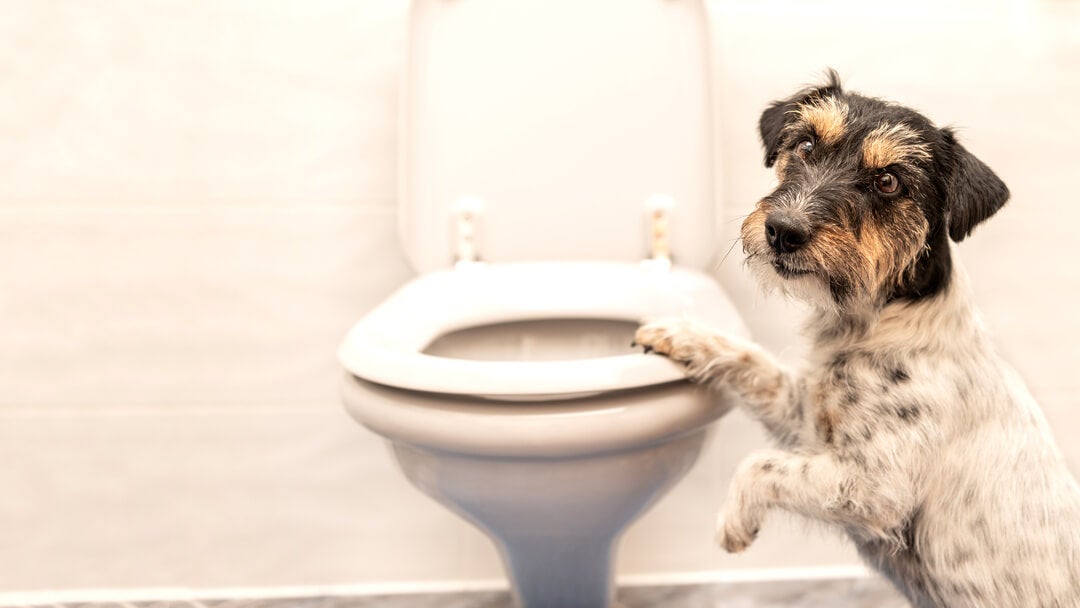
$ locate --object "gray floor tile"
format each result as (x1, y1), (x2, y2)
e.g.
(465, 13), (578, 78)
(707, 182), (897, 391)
(202, 593), (513, 608)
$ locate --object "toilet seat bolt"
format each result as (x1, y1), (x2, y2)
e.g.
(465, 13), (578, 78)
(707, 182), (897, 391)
(452, 195), (485, 268)
(644, 193), (675, 269)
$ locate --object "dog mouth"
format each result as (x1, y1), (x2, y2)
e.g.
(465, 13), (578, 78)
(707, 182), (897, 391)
(772, 259), (814, 278)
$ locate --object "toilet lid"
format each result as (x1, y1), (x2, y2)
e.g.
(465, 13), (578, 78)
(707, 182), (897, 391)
(338, 262), (747, 400)
(400, 0), (715, 273)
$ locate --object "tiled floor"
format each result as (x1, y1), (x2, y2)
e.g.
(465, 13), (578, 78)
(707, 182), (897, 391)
(12, 577), (910, 608)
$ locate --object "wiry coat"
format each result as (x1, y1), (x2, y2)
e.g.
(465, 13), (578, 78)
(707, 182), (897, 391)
(635, 73), (1080, 607)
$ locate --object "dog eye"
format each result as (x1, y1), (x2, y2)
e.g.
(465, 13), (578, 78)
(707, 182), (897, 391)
(874, 172), (900, 194)
(794, 138), (814, 159)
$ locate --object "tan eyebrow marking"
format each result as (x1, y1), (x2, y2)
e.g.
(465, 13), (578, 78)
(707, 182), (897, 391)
(862, 123), (932, 169)
(795, 97), (850, 145)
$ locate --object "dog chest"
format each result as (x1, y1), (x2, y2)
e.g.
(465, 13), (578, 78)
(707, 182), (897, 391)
(803, 347), (928, 453)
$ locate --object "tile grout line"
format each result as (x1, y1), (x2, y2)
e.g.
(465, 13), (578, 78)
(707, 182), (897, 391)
(0, 401), (349, 419)
(0, 202), (397, 215)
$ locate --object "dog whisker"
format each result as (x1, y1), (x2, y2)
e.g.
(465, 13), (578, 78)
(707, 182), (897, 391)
(715, 236), (744, 270)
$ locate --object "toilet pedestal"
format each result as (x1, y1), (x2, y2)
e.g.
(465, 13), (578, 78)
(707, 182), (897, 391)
(390, 429), (708, 608)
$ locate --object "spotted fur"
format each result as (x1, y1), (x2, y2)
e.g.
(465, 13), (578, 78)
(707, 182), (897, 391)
(635, 73), (1080, 608)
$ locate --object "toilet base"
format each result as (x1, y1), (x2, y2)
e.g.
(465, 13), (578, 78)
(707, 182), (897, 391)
(389, 429), (708, 608)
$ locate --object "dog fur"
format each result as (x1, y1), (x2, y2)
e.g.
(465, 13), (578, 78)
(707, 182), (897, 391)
(634, 72), (1080, 607)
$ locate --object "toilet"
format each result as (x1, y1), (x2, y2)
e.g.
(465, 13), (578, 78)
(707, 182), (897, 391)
(339, 1), (746, 606)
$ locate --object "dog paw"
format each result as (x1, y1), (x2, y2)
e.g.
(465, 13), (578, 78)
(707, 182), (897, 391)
(633, 318), (723, 373)
(714, 511), (760, 554)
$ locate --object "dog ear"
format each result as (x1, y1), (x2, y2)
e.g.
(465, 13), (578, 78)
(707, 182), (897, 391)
(759, 69), (844, 168)
(759, 100), (794, 168)
(941, 129), (1010, 242)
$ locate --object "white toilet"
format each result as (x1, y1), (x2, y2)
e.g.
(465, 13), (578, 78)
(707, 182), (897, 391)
(339, 1), (746, 606)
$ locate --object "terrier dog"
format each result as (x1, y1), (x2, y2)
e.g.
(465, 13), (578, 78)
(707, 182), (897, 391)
(634, 72), (1080, 607)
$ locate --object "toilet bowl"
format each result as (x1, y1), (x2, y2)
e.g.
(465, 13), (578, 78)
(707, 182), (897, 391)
(340, 1), (736, 606)
(341, 261), (747, 450)
(340, 261), (747, 608)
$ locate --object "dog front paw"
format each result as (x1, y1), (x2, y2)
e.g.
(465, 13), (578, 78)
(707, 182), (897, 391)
(715, 510), (760, 554)
(633, 317), (725, 375)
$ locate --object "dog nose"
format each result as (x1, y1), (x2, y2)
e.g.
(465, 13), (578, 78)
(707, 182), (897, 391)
(765, 212), (811, 254)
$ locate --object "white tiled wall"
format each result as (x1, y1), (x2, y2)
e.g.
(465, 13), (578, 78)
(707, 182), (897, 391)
(3, 0), (1079, 594)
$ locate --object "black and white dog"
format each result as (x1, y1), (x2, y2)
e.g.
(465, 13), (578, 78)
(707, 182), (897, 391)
(635, 72), (1080, 607)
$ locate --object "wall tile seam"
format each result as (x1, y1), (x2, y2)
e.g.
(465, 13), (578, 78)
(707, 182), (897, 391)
(0, 401), (351, 419)
(0, 203), (396, 215)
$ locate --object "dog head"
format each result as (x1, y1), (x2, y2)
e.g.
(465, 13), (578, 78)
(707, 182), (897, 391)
(741, 71), (1009, 313)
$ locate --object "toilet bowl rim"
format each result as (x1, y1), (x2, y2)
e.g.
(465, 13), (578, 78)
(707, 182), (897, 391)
(338, 260), (748, 398)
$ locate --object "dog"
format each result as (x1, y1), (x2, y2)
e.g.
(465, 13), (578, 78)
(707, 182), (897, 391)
(633, 71), (1080, 607)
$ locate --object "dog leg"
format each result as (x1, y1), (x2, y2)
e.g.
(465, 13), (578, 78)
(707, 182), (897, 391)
(716, 449), (908, 553)
(634, 318), (804, 445)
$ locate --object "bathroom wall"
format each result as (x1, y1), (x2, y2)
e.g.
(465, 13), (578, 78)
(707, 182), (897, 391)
(3, 0), (1079, 596)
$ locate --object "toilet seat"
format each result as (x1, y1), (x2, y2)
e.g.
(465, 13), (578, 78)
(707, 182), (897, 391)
(338, 261), (746, 400)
